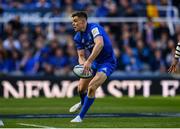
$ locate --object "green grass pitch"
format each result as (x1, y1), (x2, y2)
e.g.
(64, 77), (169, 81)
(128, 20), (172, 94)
(1, 96), (180, 128)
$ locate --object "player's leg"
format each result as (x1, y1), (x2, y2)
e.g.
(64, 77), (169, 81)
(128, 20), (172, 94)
(71, 62), (116, 122)
(69, 77), (93, 113)
(79, 72), (107, 119)
(71, 72), (107, 122)
(78, 77), (93, 105)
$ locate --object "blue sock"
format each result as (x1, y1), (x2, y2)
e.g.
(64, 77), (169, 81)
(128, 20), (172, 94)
(80, 92), (87, 105)
(79, 96), (95, 119)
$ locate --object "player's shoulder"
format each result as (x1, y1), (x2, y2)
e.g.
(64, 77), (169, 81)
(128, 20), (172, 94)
(89, 23), (102, 30)
(88, 23), (104, 37)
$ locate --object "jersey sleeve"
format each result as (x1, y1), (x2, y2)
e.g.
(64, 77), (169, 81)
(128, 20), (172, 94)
(73, 33), (84, 50)
(90, 25), (103, 39)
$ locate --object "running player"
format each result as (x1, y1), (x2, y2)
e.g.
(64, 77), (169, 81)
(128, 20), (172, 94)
(69, 11), (117, 122)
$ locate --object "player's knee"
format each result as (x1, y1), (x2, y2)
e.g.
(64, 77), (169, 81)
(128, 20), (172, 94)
(78, 86), (86, 94)
(78, 83), (87, 94)
(87, 86), (96, 97)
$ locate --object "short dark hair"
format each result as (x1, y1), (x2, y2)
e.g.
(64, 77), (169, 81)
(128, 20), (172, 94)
(71, 11), (88, 20)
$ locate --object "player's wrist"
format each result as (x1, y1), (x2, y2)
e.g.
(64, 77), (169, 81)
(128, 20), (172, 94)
(79, 60), (85, 65)
(86, 59), (93, 64)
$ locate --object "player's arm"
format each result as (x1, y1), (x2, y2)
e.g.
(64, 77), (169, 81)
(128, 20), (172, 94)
(87, 36), (104, 63)
(77, 49), (86, 65)
(74, 34), (86, 65)
(83, 36), (104, 73)
(168, 42), (180, 73)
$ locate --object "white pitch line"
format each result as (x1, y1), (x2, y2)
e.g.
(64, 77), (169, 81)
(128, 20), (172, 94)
(17, 123), (56, 128)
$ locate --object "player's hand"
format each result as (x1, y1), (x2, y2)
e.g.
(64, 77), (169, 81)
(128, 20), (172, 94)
(168, 59), (178, 73)
(168, 64), (177, 73)
(83, 60), (92, 75)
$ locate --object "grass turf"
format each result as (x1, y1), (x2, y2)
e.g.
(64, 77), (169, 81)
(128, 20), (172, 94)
(3, 118), (180, 128)
(0, 96), (180, 128)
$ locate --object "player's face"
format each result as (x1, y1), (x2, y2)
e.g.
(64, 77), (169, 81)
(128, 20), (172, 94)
(72, 16), (85, 32)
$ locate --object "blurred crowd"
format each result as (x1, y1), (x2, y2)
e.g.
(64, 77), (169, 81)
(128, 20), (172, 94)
(0, 0), (180, 17)
(0, 0), (180, 75)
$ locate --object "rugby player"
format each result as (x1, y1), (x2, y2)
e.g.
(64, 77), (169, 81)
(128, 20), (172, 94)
(69, 11), (117, 122)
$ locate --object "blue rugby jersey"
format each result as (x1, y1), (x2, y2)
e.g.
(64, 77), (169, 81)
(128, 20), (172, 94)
(74, 23), (116, 64)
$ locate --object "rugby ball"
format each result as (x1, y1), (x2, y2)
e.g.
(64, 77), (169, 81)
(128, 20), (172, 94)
(73, 65), (93, 78)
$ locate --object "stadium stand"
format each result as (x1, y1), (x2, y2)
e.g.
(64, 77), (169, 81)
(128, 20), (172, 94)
(0, 0), (180, 75)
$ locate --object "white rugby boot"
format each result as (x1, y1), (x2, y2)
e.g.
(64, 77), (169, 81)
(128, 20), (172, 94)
(69, 102), (81, 113)
(0, 120), (4, 126)
(70, 115), (82, 123)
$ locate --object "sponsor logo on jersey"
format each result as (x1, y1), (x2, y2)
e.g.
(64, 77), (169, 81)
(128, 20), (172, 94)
(85, 43), (94, 49)
(91, 27), (100, 37)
